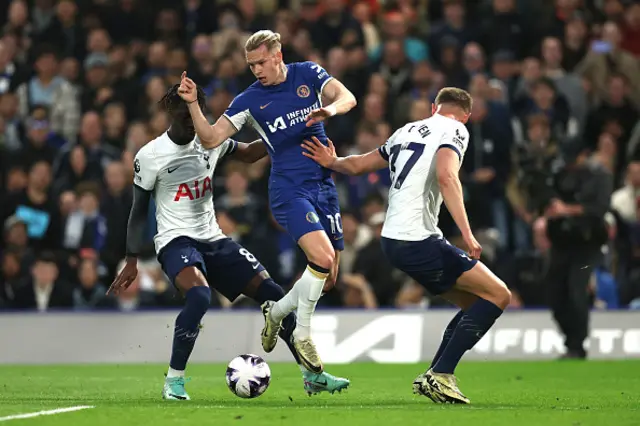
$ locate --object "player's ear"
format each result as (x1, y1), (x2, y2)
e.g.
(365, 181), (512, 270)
(462, 113), (471, 124)
(275, 50), (283, 63)
(431, 103), (437, 116)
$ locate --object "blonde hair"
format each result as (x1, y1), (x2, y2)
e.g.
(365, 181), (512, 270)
(245, 30), (282, 53)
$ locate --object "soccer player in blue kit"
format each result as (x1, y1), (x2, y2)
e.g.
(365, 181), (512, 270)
(178, 30), (356, 390)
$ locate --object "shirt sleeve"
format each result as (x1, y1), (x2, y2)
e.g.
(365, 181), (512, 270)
(301, 61), (334, 96)
(378, 128), (402, 161)
(221, 138), (239, 157)
(223, 93), (250, 131)
(439, 124), (469, 160)
(133, 146), (159, 191)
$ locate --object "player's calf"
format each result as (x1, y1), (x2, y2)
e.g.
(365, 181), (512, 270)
(323, 250), (341, 293)
(164, 268), (211, 401)
(431, 263), (510, 376)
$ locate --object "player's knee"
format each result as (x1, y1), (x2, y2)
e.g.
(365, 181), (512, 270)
(308, 250), (334, 271)
(492, 284), (511, 310)
(176, 266), (208, 292)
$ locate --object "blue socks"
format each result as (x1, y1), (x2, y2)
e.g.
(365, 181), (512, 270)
(430, 310), (464, 369)
(255, 279), (302, 366)
(170, 286), (211, 371)
(432, 299), (503, 374)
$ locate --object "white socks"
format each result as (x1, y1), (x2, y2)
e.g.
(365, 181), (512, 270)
(292, 267), (326, 340)
(167, 367), (185, 378)
(270, 283), (298, 323)
(271, 266), (328, 339)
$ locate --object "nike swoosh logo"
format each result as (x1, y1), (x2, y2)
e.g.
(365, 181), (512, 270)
(260, 102), (272, 109)
(316, 379), (328, 386)
(168, 393), (187, 400)
(295, 350), (322, 373)
(168, 166), (180, 173)
(252, 263), (260, 270)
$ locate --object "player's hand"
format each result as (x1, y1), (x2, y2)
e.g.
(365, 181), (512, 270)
(462, 232), (482, 260)
(107, 257), (138, 296)
(178, 71), (197, 104)
(305, 107), (334, 127)
(301, 136), (337, 168)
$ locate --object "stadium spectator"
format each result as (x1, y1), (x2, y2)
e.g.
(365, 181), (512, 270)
(15, 45), (79, 143)
(73, 257), (113, 310)
(10, 251), (72, 311)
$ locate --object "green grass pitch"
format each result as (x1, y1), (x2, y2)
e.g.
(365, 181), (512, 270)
(1, 361), (638, 425)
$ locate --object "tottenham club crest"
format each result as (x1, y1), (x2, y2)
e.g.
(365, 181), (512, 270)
(297, 85), (310, 98)
(134, 159), (141, 174)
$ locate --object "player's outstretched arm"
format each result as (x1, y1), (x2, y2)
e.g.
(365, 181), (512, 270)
(306, 79), (357, 127)
(107, 185), (151, 295)
(435, 148), (482, 259)
(232, 139), (268, 163)
(302, 136), (387, 175)
(178, 72), (236, 149)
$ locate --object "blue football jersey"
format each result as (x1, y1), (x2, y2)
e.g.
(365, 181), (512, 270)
(223, 62), (334, 195)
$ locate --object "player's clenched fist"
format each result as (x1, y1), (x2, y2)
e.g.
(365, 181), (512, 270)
(462, 232), (482, 260)
(178, 71), (197, 104)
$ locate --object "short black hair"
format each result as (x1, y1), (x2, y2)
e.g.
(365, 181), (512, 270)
(35, 251), (57, 265)
(434, 87), (473, 114)
(158, 83), (206, 115)
(34, 44), (59, 61)
(532, 77), (557, 93)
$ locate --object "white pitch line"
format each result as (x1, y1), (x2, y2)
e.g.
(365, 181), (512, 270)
(0, 406), (95, 422)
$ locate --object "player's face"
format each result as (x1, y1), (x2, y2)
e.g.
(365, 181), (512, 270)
(246, 45), (283, 86)
(170, 100), (201, 131)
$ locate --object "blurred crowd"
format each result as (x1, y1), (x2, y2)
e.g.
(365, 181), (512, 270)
(1, 0), (640, 312)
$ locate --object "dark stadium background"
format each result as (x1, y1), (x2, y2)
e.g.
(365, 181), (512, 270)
(1, 0), (640, 313)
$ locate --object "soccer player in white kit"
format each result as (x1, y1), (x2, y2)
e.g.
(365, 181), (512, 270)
(107, 84), (349, 400)
(302, 87), (512, 404)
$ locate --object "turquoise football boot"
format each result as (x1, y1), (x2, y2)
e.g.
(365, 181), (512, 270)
(162, 376), (191, 401)
(303, 370), (350, 395)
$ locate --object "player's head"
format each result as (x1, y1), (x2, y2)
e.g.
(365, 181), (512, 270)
(245, 30), (284, 86)
(159, 83), (205, 127)
(433, 87), (473, 123)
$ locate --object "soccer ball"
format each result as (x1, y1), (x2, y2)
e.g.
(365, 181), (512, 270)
(225, 354), (271, 398)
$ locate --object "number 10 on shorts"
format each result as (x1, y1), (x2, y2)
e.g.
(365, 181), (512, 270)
(326, 213), (343, 235)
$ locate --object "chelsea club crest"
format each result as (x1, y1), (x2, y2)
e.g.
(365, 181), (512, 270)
(297, 85), (310, 98)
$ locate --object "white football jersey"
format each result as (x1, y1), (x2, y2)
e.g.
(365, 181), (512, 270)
(133, 132), (238, 253)
(378, 114), (470, 241)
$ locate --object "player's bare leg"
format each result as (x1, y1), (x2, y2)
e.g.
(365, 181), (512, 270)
(418, 263), (511, 404)
(266, 230), (334, 373)
(163, 266), (211, 401)
(324, 250), (341, 292)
